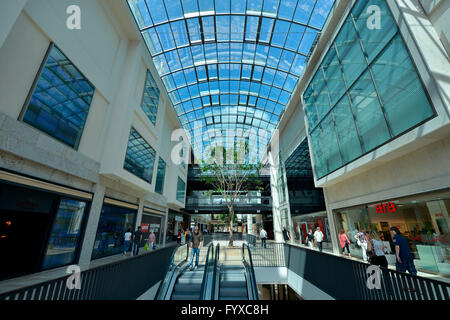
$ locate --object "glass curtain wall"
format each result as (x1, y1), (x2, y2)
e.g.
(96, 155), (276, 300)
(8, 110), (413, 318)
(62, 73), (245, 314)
(124, 128), (157, 183)
(127, 0), (337, 159)
(21, 44), (95, 148)
(177, 177), (186, 202)
(304, 0), (435, 179)
(155, 157), (166, 194)
(141, 70), (160, 125)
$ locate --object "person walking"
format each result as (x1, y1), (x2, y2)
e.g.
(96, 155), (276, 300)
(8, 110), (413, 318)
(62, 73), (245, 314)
(355, 229), (369, 262)
(282, 227), (291, 242)
(177, 229), (182, 244)
(314, 227), (324, 252)
(189, 226), (203, 271)
(259, 227), (267, 248)
(123, 228), (132, 255)
(367, 231), (388, 268)
(338, 229), (352, 257)
(148, 231), (156, 250)
(185, 228), (191, 244)
(181, 229), (186, 245)
(390, 227), (417, 275)
(306, 229), (314, 249)
(132, 226), (142, 256)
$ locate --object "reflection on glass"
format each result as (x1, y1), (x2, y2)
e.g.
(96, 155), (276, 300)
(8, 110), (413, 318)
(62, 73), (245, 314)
(124, 128), (156, 183)
(22, 45), (95, 148)
(42, 198), (87, 269)
(177, 177), (186, 202)
(92, 204), (137, 259)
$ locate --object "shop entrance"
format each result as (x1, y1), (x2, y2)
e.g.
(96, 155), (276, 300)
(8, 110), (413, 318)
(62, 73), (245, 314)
(0, 183), (57, 280)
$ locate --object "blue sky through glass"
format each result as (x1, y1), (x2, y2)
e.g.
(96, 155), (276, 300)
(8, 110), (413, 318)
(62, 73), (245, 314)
(128, 0), (335, 160)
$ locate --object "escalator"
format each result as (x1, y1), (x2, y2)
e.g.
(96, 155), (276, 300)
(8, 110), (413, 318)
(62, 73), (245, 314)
(155, 243), (215, 300)
(156, 242), (258, 300)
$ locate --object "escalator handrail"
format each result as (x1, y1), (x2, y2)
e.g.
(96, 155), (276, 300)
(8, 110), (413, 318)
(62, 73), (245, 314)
(213, 244), (220, 300)
(155, 243), (190, 300)
(200, 243), (214, 300)
(242, 243), (259, 300)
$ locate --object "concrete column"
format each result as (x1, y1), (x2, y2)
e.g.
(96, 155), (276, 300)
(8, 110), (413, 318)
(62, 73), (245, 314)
(269, 158), (284, 243)
(135, 198), (145, 229)
(247, 214), (253, 235)
(162, 208), (168, 246)
(323, 189), (341, 255)
(78, 183), (106, 270)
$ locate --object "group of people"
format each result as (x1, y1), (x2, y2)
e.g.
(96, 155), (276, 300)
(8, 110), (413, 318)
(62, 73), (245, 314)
(177, 228), (191, 245)
(306, 227), (325, 252)
(338, 227), (417, 275)
(123, 226), (157, 256)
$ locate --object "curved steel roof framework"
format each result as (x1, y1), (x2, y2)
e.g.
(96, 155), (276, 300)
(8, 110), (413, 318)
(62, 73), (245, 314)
(128, 0), (335, 160)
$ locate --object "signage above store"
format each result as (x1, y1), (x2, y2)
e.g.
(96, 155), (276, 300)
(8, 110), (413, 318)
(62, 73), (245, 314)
(376, 202), (396, 214)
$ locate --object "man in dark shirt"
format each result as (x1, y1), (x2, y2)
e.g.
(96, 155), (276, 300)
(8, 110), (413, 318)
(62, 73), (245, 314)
(189, 226), (203, 271)
(390, 227), (417, 275)
(282, 227), (291, 242)
(133, 226), (142, 256)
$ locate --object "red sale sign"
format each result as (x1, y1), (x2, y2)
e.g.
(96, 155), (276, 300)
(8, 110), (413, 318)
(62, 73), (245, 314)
(141, 223), (149, 232)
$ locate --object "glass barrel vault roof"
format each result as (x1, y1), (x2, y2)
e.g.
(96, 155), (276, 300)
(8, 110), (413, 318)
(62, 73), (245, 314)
(127, 0), (335, 158)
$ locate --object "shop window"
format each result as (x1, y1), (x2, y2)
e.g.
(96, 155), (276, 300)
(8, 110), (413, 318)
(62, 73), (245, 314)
(21, 44), (95, 149)
(92, 204), (137, 260)
(42, 198), (88, 269)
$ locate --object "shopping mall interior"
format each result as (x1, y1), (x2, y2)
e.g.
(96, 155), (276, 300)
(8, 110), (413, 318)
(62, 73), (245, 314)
(0, 0), (449, 302)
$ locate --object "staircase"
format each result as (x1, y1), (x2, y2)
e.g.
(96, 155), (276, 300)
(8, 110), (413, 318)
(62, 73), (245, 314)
(219, 265), (248, 300)
(171, 266), (205, 300)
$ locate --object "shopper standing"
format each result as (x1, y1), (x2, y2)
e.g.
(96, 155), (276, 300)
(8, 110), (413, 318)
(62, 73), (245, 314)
(132, 226), (142, 256)
(123, 228), (132, 255)
(314, 227), (324, 252)
(189, 226), (203, 271)
(306, 229), (314, 249)
(338, 229), (352, 257)
(390, 227), (417, 275)
(185, 228), (191, 244)
(368, 231), (388, 268)
(355, 229), (369, 262)
(148, 231), (156, 250)
(260, 227), (267, 248)
(177, 229), (182, 244)
(282, 227), (291, 242)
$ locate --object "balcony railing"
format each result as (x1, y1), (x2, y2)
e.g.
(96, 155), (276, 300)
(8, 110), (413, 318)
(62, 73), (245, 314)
(185, 196), (272, 207)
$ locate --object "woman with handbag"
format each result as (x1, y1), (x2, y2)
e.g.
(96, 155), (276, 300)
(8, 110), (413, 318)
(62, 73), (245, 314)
(338, 229), (352, 257)
(367, 231), (388, 268)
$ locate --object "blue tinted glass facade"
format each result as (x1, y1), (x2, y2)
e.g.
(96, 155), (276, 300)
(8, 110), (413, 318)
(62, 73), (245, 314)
(176, 177), (186, 202)
(124, 128), (157, 183)
(22, 44), (95, 148)
(141, 70), (160, 125)
(92, 204), (137, 259)
(127, 0), (336, 158)
(155, 157), (166, 194)
(42, 198), (88, 269)
(304, 0), (434, 179)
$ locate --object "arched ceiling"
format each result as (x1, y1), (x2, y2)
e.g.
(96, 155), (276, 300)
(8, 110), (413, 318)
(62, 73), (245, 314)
(127, 0), (335, 160)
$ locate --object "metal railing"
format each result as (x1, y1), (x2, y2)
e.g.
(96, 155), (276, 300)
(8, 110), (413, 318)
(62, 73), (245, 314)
(250, 243), (286, 267)
(0, 244), (176, 300)
(284, 244), (450, 300)
(246, 234), (257, 247)
(186, 196), (272, 207)
(242, 244), (259, 300)
(200, 243), (215, 300)
(154, 244), (190, 300)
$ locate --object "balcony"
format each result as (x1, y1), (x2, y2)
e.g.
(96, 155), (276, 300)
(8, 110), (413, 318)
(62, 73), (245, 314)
(184, 195), (272, 213)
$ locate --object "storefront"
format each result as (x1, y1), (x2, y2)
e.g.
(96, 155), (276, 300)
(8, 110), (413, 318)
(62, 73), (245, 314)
(91, 198), (138, 260)
(167, 210), (189, 242)
(140, 206), (165, 247)
(292, 211), (332, 252)
(334, 189), (450, 276)
(0, 170), (91, 280)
